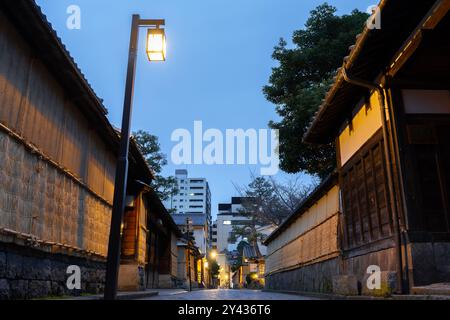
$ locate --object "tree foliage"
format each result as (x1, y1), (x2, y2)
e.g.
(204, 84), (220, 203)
(229, 174), (315, 251)
(264, 3), (369, 179)
(133, 130), (178, 203)
(210, 260), (220, 278)
(230, 240), (250, 272)
(235, 174), (315, 227)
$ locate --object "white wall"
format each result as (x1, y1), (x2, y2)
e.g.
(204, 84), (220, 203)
(216, 214), (252, 253)
(193, 227), (207, 254)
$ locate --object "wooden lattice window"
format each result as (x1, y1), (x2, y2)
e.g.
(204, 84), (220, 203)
(341, 131), (394, 249)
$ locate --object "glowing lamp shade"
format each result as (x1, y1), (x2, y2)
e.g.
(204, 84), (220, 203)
(146, 28), (166, 61)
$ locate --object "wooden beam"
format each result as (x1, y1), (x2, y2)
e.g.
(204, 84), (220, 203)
(388, 0), (450, 77)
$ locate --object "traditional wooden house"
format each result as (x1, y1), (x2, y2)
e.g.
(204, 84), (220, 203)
(241, 243), (265, 288)
(0, 0), (181, 299)
(176, 237), (203, 290)
(265, 0), (450, 296)
(119, 184), (182, 291)
(172, 214), (211, 287)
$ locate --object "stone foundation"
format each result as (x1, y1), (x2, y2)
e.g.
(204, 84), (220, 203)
(265, 258), (338, 294)
(265, 247), (400, 296)
(0, 242), (105, 300)
(158, 274), (178, 289)
(409, 242), (450, 286)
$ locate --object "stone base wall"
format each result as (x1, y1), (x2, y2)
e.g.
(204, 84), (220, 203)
(409, 242), (450, 286)
(265, 248), (399, 296)
(265, 258), (339, 294)
(159, 274), (182, 289)
(0, 242), (105, 300)
(341, 247), (398, 284)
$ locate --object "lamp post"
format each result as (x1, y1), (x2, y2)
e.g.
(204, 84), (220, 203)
(186, 217), (193, 292)
(104, 15), (166, 300)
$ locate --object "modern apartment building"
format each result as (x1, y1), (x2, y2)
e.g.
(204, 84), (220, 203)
(167, 170), (212, 253)
(211, 222), (218, 250)
(213, 197), (275, 254)
(214, 197), (248, 253)
(168, 170), (211, 217)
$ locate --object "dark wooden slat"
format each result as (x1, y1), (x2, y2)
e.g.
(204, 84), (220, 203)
(354, 161), (366, 243)
(379, 140), (395, 236)
(362, 155), (375, 241)
(370, 146), (384, 237)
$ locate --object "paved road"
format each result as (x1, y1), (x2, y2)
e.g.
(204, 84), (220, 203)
(140, 289), (317, 300)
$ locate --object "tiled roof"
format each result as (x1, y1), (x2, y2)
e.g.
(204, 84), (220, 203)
(0, 0), (155, 180)
(264, 172), (338, 245)
(172, 214), (207, 227)
(304, 0), (439, 144)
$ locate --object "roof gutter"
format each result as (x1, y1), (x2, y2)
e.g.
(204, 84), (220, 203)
(341, 67), (408, 295)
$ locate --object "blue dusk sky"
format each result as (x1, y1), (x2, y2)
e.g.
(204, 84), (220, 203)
(36, 0), (375, 220)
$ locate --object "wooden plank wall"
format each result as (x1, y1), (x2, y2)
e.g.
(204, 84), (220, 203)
(170, 232), (178, 277)
(0, 10), (114, 256)
(0, 10), (116, 204)
(121, 208), (138, 258)
(265, 185), (340, 275)
(0, 131), (111, 255)
(137, 195), (148, 264)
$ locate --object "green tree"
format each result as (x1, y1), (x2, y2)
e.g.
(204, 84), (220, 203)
(229, 175), (315, 263)
(133, 130), (178, 203)
(234, 174), (314, 227)
(230, 240), (250, 272)
(210, 260), (220, 278)
(264, 3), (369, 179)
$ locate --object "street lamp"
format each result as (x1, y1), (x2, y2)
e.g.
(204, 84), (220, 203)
(104, 15), (166, 301)
(186, 217), (193, 292)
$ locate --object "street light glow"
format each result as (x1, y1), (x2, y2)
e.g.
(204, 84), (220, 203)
(147, 28), (166, 61)
(210, 250), (217, 259)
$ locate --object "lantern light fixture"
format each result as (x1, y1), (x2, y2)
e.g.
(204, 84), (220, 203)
(146, 27), (166, 62)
